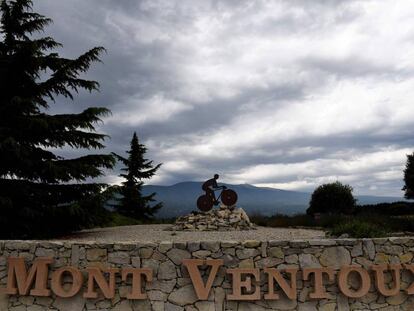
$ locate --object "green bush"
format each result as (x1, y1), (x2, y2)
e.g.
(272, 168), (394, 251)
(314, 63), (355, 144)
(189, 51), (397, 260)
(307, 181), (356, 215)
(330, 219), (389, 238)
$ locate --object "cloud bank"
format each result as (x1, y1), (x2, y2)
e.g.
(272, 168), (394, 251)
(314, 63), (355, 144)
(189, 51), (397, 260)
(32, 0), (414, 196)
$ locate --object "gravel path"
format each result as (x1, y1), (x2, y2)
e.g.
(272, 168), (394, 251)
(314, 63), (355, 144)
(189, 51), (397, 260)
(60, 224), (326, 242)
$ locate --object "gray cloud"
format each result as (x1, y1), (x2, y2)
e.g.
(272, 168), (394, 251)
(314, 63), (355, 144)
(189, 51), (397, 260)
(31, 0), (414, 196)
(301, 55), (414, 80)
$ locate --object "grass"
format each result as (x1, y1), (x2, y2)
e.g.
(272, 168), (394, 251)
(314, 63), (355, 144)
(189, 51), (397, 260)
(103, 212), (176, 227)
(105, 212), (143, 227)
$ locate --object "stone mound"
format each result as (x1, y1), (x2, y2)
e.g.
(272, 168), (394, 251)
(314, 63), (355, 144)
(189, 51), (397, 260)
(169, 205), (256, 231)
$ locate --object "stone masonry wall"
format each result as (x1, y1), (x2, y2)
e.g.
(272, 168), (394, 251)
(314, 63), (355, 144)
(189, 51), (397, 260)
(0, 237), (414, 310)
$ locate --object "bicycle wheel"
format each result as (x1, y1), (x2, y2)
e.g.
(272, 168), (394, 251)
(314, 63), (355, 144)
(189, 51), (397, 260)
(197, 195), (214, 212)
(221, 189), (238, 206)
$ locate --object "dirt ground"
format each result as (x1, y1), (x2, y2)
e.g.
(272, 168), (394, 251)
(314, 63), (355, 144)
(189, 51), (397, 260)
(60, 224), (326, 242)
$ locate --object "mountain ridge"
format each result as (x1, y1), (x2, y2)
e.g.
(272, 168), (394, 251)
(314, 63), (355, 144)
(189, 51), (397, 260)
(141, 181), (405, 218)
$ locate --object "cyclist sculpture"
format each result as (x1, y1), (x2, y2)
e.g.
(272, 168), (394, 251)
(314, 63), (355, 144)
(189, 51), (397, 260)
(197, 174), (238, 211)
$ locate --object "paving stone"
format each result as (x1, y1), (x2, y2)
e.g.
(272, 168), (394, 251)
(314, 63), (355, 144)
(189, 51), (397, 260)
(158, 260), (177, 280)
(165, 302), (184, 311)
(131, 300), (152, 311)
(53, 293), (85, 311)
(268, 247), (284, 259)
(86, 248), (107, 261)
(159, 242), (173, 253)
(237, 302), (268, 311)
(168, 285), (198, 306)
(113, 300), (133, 311)
(363, 239), (375, 260)
(167, 248), (191, 265)
(299, 253), (321, 268)
(243, 240), (260, 248)
(319, 247), (351, 269)
(195, 301), (215, 311)
(236, 248), (260, 260)
(201, 241), (220, 252)
(267, 294), (298, 310)
(108, 251), (130, 265)
(139, 247), (154, 259)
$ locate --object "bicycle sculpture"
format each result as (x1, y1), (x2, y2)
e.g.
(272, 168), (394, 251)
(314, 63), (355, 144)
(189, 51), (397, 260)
(197, 174), (238, 212)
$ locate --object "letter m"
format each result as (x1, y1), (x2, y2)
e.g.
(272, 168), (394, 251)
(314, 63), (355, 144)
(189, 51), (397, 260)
(4, 257), (53, 296)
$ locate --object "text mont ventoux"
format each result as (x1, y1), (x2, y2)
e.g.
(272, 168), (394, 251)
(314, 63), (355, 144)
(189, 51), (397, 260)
(1, 257), (413, 300)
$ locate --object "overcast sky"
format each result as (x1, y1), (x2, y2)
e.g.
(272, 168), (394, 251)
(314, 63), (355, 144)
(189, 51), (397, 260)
(32, 0), (414, 196)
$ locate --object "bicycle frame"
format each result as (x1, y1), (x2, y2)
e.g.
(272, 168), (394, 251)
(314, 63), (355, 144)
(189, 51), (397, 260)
(211, 187), (226, 201)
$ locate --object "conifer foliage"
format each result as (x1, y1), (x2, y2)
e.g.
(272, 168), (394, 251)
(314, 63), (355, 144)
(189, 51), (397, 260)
(113, 132), (162, 220)
(0, 0), (115, 238)
(403, 153), (414, 199)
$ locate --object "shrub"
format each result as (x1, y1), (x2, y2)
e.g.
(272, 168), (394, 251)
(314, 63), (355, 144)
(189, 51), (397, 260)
(249, 211), (414, 238)
(356, 201), (414, 216)
(307, 181), (356, 216)
(330, 219), (389, 238)
(249, 213), (315, 228)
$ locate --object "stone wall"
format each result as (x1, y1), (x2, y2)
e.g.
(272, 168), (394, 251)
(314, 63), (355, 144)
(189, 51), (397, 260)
(0, 237), (414, 310)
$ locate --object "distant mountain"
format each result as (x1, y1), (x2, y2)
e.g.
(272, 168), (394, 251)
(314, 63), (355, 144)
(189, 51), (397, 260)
(141, 182), (406, 218)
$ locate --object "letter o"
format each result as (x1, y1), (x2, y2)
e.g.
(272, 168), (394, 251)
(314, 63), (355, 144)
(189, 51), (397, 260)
(51, 266), (83, 298)
(338, 265), (370, 298)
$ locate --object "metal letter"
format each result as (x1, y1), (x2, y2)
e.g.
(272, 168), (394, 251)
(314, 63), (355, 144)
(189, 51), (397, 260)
(338, 265), (370, 298)
(302, 268), (334, 299)
(83, 267), (119, 299)
(264, 268), (297, 300)
(227, 268), (260, 301)
(183, 259), (223, 300)
(51, 266), (83, 298)
(5, 257), (53, 296)
(371, 264), (401, 296)
(121, 268), (153, 299)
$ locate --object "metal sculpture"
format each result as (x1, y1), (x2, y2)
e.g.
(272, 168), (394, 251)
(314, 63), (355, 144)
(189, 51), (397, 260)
(197, 174), (238, 211)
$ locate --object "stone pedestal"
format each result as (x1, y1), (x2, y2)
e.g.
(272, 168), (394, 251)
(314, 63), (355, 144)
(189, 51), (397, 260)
(169, 205), (256, 231)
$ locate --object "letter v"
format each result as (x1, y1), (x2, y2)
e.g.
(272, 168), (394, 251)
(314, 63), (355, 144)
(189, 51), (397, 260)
(183, 259), (223, 299)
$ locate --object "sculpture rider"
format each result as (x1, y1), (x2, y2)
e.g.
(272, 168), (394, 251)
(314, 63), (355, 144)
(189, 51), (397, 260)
(202, 174), (226, 205)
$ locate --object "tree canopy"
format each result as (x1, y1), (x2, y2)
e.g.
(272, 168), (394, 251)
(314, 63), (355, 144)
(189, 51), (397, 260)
(403, 153), (414, 199)
(307, 181), (356, 216)
(0, 0), (115, 238)
(112, 132), (162, 220)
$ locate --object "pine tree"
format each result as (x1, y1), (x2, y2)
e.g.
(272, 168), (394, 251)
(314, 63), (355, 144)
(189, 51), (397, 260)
(113, 132), (162, 220)
(403, 153), (414, 199)
(0, 0), (115, 238)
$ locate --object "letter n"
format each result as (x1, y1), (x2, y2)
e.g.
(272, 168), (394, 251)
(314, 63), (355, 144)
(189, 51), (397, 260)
(264, 268), (298, 300)
(84, 267), (119, 299)
(5, 257), (53, 296)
